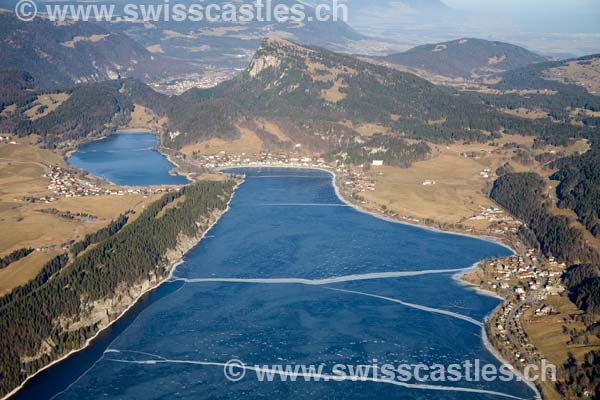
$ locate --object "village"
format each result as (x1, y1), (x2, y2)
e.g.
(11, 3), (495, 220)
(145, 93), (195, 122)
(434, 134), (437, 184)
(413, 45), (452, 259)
(151, 70), (237, 95)
(479, 249), (568, 382)
(187, 149), (380, 195)
(183, 149), (529, 231)
(188, 147), (573, 387)
(26, 165), (179, 203)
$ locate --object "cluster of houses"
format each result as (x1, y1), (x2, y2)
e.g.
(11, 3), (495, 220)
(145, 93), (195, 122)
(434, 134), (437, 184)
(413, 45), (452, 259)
(486, 249), (570, 375)
(191, 151), (330, 170)
(470, 205), (513, 223)
(42, 166), (105, 199)
(151, 70), (235, 95)
(492, 298), (559, 380)
(340, 169), (376, 195)
(493, 301), (547, 368)
(189, 150), (379, 202)
(28, 166), (178, 203)
(482, 250), (566, 300)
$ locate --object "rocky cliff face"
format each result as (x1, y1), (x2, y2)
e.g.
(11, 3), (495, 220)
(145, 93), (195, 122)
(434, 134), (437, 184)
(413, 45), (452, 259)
(46, 209), (226, 358)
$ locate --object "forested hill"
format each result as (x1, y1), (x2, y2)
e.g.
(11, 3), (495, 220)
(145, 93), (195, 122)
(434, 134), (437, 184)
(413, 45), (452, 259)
(384, 38), (546, 79)
(12, 80), (136, 146)
(462, 55), (600, 145)
(0, 180), (236, 397)
(161, 36), (593, 149)
(0, 70), (35, 106)
(493, 54), (600, 92)
(490, 171), (599, 265)
(551, 144), (600, 238)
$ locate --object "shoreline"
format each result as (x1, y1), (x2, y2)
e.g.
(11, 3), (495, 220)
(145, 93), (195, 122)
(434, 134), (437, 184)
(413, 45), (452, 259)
(452, 263), (505, 301)
(3, 181), (240, 400)
(64, 132), (190, 188)
(325, 166), (543, 398)
(325, 165), (540, 399)
(8, 164), (532, 399)
(220, 164), (516, 252)
(160, 150), (196, 184)
(221, 165), (540, 397)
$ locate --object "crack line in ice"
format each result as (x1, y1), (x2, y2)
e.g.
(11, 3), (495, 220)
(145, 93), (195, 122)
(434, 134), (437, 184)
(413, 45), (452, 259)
(245, 175), (330, 179)
(257, 203), (349, 207)
(104, 350), (527, 400)
(170, 268), (468, 286)
(323, 287), (483, 327)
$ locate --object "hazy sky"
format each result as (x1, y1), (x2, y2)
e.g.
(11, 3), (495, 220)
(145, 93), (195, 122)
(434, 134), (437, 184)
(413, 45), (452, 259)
(444, 0), (600, 33)
(445, 0), (599, 13)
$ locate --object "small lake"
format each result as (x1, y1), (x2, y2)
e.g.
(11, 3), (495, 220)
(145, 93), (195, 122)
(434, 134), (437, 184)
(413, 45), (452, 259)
(14, 168), (537, 400)
(68, 133), (189, 186)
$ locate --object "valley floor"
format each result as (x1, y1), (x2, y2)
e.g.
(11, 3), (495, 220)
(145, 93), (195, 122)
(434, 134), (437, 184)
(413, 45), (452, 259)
(1, 131), (597, 399)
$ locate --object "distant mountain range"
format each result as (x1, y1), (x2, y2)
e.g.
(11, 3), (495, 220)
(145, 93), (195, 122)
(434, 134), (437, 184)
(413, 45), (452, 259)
(0, 0), (367, 74)
(97, 0), (364, 68)
(11, 37), (594, 148)
(383, 38), (547, 80)
(344, 0), (600, 58)
(2, 36), (598, 153)
(346, 0), (459, 34)
(0, 12), (194, 85)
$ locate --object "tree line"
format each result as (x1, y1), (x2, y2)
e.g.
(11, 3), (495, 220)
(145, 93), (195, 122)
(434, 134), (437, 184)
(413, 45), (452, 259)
(490, 172), (599, 264)
(0, 248), (33, 270)
(0, 180), (235, 397)
(551, 142), (600, 238)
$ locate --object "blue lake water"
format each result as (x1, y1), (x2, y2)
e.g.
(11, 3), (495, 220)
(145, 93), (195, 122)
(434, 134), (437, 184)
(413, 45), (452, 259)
(16, 168), (537, 400)
(68, 133), (189, 186)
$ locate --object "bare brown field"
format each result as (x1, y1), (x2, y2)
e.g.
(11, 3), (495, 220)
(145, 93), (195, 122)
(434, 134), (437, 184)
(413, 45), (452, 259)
(62, 34), (109, 48)
(197, 173), (229, 181)
(126, 104), (161, 130)
(544, 58), (600, 94)
(0, 137), (66, 167)
(0, 249), (62, 296)
(258, 120), (291, 142)
(0, 141), (162, 293)
(173, 45), (211, 53)
(523, 296), (600, 366)
(0, 194), (158, 256)
(146, 44), (164, 54)
(571, 107), (600, 118)
(24, 93), (70, 121)
(305, 58), (356, 103)
(0, 104), (17, 118)
(359, 133), (586, 230)
(162, 30), (196, 40)
(362, 154), (494, 226)
(499, 107), (550, 120)
(182, 127), (264, 156)
(340, 121), (392, 137)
